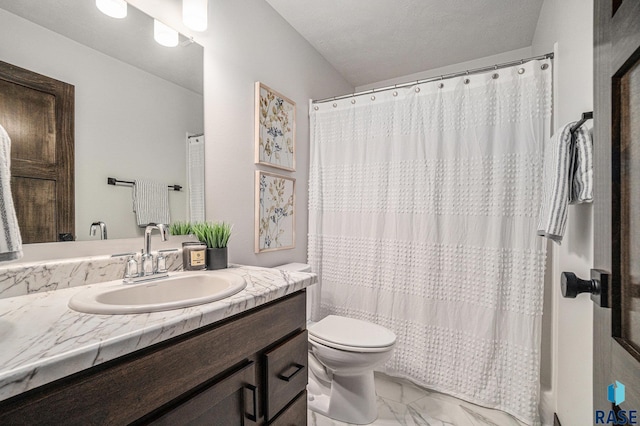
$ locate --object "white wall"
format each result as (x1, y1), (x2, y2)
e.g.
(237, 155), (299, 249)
(355, 47), (533, 92)
(0, 9), (203, 241)
(129, 0), (353, 267)
(532, 1), (594, 425)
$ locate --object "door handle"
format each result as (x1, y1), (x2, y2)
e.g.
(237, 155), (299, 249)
(560, 269), (609, 308)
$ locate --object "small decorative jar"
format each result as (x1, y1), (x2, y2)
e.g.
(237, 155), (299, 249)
(182, 242), (207, 270)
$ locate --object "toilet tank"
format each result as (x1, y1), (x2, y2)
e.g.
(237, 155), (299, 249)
(276, 263), (312, 273)
(275, 263), (315, 323)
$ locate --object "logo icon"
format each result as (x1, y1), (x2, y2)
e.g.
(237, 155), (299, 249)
(608, 381), (626, 405)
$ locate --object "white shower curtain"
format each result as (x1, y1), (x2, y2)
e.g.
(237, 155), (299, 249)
(308, 59), (551, 424)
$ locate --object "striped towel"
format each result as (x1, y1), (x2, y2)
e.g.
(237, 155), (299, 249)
(133, 179), (171, 227)
(0, 124), (23, 261)
(569, 124), (593, 204)
(537, 122), (593, 243)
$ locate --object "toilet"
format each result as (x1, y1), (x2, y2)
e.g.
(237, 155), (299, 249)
(276, 263), (397, 425)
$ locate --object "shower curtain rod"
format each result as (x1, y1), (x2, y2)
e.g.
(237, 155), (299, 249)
(312, 52), (554, 104)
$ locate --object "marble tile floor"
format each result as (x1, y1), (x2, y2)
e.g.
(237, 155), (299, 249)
(308, 372), (527, 426)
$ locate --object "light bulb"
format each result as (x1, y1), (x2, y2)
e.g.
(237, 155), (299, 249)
(96, 0), (127, 19)
(154, 19), (179, 47)
(183, 0), (208, 32)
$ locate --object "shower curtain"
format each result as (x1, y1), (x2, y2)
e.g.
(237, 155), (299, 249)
(308, 59), (551, 424)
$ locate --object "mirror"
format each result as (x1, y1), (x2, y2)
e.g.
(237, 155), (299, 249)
(0, 0), (204, 242)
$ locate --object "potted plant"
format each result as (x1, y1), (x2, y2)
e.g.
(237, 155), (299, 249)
(192, 221), (232, 270)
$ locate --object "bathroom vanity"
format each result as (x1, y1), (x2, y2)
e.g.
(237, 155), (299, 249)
(0, 265), (314, 425)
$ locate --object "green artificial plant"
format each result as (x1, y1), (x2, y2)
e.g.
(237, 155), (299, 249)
(192, 221), (232, 249)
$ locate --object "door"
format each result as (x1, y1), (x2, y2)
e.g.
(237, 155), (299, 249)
(148, 361), (259, 425)
(0, 60), (74, 243)
(593, 0), (640, 423)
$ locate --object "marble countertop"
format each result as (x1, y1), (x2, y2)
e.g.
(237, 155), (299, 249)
(0, 265), (316, 403)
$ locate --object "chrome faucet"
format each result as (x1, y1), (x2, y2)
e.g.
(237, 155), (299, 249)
(120, 223), (169, 284)
(89, 221), (107, 240)
(141, 223), (169, 277)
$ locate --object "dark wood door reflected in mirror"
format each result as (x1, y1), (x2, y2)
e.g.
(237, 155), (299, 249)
(0, 61), (74, 243)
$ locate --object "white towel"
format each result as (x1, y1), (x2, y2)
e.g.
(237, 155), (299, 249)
(537, 122), (593, 243)
(0, 124), (23, 261)
(133, 179), (171, 227)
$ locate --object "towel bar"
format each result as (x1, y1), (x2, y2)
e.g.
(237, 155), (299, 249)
(570, 111), (593, 134)
(107, 177), (182, 191)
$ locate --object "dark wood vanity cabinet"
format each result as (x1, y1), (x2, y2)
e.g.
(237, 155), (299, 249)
(0, 291), (308, 425)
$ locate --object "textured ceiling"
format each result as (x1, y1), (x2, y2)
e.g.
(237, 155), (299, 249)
(265, 0), (544, 87)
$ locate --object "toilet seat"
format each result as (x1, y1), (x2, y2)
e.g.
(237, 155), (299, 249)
(308, 315), (396, 353)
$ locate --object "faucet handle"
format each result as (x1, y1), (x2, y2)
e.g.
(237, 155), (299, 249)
(156, 253), (167, 274)
(156, 249), (177, 274)
(125, 256), (139, 279)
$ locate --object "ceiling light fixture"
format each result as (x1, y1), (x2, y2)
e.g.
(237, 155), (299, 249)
(182, 0), (208, 31)
(154, 19), (179, 47)
(95, 0), (127, 19)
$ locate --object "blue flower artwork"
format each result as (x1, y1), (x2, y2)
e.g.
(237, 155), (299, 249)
(256, 171), (295, 252)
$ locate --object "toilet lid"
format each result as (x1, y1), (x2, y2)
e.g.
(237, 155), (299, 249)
(308, 315), (396, 349)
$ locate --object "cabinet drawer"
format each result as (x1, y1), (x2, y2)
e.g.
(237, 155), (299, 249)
(264, 330), (308, 420)
(269, 391), (306, 426)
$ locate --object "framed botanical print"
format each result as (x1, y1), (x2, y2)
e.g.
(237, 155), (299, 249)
(255, 171), (295, 253)
(255, 82), (296, 171)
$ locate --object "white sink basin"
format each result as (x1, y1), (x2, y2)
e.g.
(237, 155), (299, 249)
(68, 271), (247, 314)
